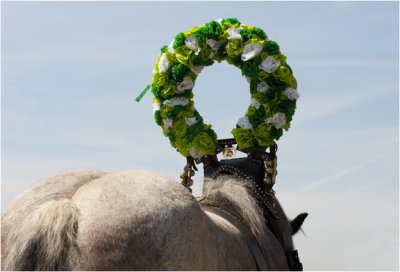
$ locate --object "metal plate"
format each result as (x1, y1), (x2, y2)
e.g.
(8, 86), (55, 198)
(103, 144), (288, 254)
(222, 146), (237, 160)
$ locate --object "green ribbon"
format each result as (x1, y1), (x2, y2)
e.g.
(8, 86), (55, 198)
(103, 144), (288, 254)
(135, 84), (151, 102)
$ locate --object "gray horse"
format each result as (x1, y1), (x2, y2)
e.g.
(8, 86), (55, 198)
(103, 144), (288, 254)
(1, 169), (307, 270)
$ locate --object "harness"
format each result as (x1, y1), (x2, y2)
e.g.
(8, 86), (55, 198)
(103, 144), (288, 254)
(182, 139), (303, 271)
(200, 203), (269, 271)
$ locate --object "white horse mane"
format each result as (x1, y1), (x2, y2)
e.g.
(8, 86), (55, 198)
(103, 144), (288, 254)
(201, 176), (267, 242)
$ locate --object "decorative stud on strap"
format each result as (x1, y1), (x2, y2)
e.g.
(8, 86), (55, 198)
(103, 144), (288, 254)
(180, 156), (198, 192)
(264, 144), (278, 188)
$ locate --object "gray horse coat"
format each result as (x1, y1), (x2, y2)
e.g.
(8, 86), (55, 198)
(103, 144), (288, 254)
(1, 169), (303, 270)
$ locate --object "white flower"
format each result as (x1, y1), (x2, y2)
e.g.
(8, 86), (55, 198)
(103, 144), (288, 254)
(283, 87), (299, 100)
(185, 116), (197, 126)
(185, 35), (200, 55)
(206, 39), (221, 58)
(237, 116), (253, 130)
(190, 65), (204, 75)
(163, 119), (173, 129)
(177, 76), (194, 93)
(226, 27), (243, 40)
(251, 98), (261, 109)
(259, 56), (280, 73)
(265, 113), (286, 129)
(163, 97), (189, 107)
(152, 102), (160, 113)
(257, 81), (270, 93)
(206, 39), (221, 51)
(190, 147), (204, 159)
(168, 40), (176, 54)
(158, 53), (170, 73)
(241, 43), (263, 61)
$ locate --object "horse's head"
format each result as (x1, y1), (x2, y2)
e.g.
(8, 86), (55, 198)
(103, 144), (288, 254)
(189, 140), (307, 270)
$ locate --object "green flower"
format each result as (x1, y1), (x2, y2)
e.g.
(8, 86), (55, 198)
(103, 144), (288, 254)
(191, 132), (217, 155)
(183, 26), (203, 37)
(221, 18), (241, 28)
(160, 45), (168, 53)
(175, 138), (190, 157)
(276, 98), (296, 123)
(165, 63), (190, 84)
(253, 123), (274, 147)
(192, 44), (214, 66)
(185, 121), (204, 143)
(214, 45), (228, 62)
(251, 92), (263, 102)
(273, 53), (287, 65)
(272, 66), (296, 88)
(247, 106), (266, 127)
(270, 127), (283, 139)
(162, 126), (169, 137)
(177, 110), (194, 119)
(165, 50), (178, 64)
(231, 128), (255, 150)
(252, 27), (267, 39)
(151, 73), (176, 97)
(241, 25), (255, 32)
(227, 54), (243, 67)
(226, 40), (243, 56)
(172, 118), (188, 138)
(264, 41), (280, 55)
(173, 32), (186, 49)
(154, 110), (162, 126)
(247, 105), (257, 118)
(151, 84), (162, 97)
(240, 29), (252, 42)
(151, 72), (166, 88)
(175, 46), (193, 67)
(247, 37), (266, 47)
(242, 56), (262, 77)
(195, 21), (222, 41)
(162, 86), (175, 97)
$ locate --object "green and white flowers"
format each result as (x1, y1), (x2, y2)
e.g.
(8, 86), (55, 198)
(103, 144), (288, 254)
(151, 18), (298, 159)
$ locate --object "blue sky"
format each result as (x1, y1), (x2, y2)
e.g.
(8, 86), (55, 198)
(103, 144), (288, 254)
(1, 1), (399, 270)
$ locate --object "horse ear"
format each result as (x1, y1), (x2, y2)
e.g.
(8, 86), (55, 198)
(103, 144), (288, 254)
(290, 213), (308, 235)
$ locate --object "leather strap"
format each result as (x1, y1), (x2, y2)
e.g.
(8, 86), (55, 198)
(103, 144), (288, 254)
(201, 204), (269, 271)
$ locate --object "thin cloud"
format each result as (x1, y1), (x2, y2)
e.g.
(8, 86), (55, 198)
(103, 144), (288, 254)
(296, 155), (387, 193)
(4, 47), (154, 68)
(296, 86), (395, 124)
(293, 58), (397, 67)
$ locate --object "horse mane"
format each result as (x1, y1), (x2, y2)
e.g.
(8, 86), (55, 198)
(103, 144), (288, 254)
(200, 176), (267, 242)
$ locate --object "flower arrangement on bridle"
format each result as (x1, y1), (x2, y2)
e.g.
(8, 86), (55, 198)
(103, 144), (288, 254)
(149, 18), (299, 160)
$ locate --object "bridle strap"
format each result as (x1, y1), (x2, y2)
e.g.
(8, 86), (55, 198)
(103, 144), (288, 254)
(201, 204), (269, 271)
(260, 197), (303, 271)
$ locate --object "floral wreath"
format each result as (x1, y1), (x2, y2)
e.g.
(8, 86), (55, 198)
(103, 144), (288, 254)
(148, 18), (298, 159)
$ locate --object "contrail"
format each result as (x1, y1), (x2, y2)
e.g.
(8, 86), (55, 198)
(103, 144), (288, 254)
(297, 155), (387, 193)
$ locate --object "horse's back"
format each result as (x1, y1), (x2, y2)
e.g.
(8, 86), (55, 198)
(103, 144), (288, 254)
(2, 169), (259, 270)
(69, 169), (209, 270)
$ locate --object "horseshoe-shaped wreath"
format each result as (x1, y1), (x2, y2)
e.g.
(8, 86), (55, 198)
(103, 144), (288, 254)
(150, 18), (298, 159)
